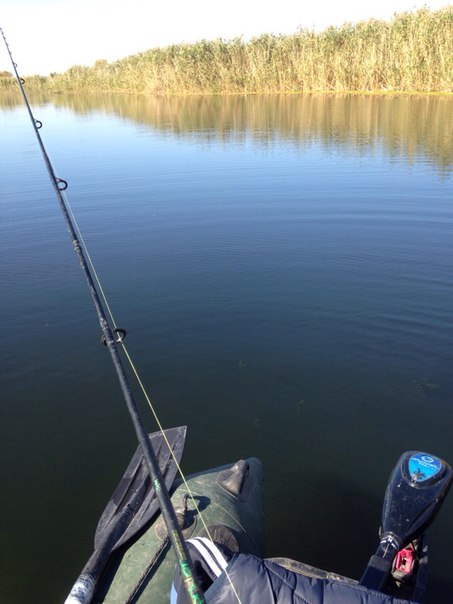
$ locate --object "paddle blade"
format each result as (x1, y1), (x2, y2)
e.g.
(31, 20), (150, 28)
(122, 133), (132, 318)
(94, 426), (186, 551)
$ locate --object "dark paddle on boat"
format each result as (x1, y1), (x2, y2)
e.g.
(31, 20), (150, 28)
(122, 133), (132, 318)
(65, 427), (187, 603)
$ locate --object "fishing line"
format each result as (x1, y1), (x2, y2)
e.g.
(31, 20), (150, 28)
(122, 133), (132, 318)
(119, 343), (244, 604)
(2, 28), (242, 604)
(72, 214), (244, 604)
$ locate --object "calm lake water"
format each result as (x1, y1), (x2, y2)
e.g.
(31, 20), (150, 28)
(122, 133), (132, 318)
(1, 93), (452, 603)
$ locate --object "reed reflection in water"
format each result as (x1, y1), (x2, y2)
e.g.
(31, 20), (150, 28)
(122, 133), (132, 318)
(2, 92), (452, 172)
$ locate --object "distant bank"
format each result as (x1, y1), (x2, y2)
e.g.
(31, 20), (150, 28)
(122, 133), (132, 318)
(1, 7), (452, 95)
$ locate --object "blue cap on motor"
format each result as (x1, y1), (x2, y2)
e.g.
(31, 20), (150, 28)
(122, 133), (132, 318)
(408, 452), (442, 484)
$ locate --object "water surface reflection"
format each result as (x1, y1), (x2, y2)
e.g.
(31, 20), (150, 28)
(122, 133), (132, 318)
(2, 92), (452, 172)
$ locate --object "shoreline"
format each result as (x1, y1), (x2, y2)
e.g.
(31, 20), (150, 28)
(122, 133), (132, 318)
(2, 88), (453, 97)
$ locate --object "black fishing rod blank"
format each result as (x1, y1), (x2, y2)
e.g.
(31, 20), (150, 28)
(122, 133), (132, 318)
(1, 28), (206, 604)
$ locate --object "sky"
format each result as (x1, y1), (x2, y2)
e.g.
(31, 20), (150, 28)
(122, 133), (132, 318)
(1, 0), (450, 76)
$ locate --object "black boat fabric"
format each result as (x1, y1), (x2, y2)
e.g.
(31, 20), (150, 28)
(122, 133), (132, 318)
(171, 541), (418, 604)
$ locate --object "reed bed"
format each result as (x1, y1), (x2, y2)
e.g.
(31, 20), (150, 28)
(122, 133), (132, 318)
(2, 7), (452, 94)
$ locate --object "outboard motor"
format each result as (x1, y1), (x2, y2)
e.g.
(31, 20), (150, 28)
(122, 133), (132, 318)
(360, 451), (452, 593)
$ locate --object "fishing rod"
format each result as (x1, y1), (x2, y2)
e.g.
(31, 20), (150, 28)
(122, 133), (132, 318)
(1, 28), (206, 604)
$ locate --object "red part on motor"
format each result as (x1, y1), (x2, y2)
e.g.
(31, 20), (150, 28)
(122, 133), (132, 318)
(395, 547), (416, 575)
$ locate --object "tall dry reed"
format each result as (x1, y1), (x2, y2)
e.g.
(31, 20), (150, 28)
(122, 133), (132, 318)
(2, 7), (452, 94)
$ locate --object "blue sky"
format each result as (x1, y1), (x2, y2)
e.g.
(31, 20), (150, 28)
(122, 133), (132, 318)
(1, 0), (450, 75)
